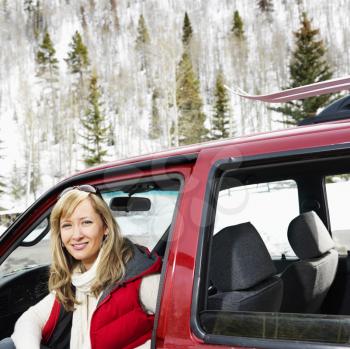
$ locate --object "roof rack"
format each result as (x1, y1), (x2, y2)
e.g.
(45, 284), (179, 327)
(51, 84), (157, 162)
(298, 95), (350, 125)
(225, 76), (350, 126)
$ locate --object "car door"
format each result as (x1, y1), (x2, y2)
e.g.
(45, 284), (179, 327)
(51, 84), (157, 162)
(189, 138), (350, 349)
(0, 155), (194, 342)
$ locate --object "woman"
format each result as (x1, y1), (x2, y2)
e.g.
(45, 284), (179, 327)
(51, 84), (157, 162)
(0, 185), (161, 349)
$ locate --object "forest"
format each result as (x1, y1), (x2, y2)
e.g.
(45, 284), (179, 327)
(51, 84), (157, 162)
(0, 0), (349, 209)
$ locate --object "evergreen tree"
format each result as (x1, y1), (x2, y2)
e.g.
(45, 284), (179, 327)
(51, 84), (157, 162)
(211, 72), (231, 140)
(33, 1), (45, 38)
(35, 30), (60, 143)
(65, 30), (90, 145)
(149, 89), (162, 140)
(65, 31), (90, 77)
(135, 14), (150, 71)
(169, 121), (176, 147)
(36, 30), (59, 80)
(10, 164), (26, 200)
(231, 10), (245, 40)
(136, 14), (150, 46)
(0, 141), (5, 197)
(24, 0), (34, 13)
(182, 12), (193, 47)
(24, 0), (45, 39)
(30, 148), (41, 200)
(257, 0), (274, 13)
(176, 52), (207, 145)
(81, 73), (108, 167)
(272, 12), (333, 125)
(107, 122), (115, 146)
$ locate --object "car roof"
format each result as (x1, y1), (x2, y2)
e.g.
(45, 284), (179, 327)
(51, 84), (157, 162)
(76, 120), (350, 177)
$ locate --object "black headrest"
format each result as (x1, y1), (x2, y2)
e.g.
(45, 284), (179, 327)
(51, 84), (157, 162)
(288, 211), (334, 259)
(209, 222), (276, 291)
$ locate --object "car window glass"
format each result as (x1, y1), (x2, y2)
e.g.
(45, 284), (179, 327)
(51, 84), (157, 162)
(325, 174), (350, 254)
(22, 218), (49, 243)
(102, 188), (179, 250)
(215, 179), (298, 257)
(0, 220), (51, 277)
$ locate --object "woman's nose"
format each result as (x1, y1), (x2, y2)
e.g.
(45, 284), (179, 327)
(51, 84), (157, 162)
(71, 225), (83, 239)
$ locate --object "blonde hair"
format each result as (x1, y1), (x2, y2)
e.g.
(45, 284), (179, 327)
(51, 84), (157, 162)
(49, 189), (133, 311)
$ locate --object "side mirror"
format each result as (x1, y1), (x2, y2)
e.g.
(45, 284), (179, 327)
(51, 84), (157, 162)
(109, 197), (151, 212)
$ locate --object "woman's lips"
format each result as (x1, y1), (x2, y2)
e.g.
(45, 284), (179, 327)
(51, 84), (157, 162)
(72, 242), (88, 250)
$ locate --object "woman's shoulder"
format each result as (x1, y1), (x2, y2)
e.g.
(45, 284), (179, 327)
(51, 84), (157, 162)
(123, 243), (161, 281)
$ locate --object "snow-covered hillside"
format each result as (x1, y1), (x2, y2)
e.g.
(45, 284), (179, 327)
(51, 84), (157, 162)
(0, 0), (349, 210)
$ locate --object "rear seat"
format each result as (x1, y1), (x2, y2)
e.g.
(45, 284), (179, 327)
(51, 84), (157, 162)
(280, 211), (338, 313)
(208, 222), (283, 312)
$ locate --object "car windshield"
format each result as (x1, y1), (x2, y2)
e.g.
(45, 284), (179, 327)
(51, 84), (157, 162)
(102, 189), (179, 249)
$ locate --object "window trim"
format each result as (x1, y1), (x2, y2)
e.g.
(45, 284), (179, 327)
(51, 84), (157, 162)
(191, 143), (350, 349)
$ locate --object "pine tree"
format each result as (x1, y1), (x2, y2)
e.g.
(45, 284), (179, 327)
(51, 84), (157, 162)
(169, 121), (176, 147)
(135, 14), (151, 71)
(149, 89), (162, 139)
(10, 164), (26, 200)
(231, 10), (245, 40)
(65, 31), (90, 77)
(65, 30), (90, 145)
(176, 52), (207, 145)
(211, 72), (231, 140)
(182, 12), (193, 47)
(258, 0), (274, 13)
(36, 30), (59, 80)
(272, 12), (333, 125)
(24, 0), (45, 39)
(81, 73), (108, 167)
(24, 0), (34, 13)
(0, 140), (5, 197)
(136, 14), (150, 46)
(30, 147), (41, 200)
(107, 122), (115, 146)
(35, 30), (60, 143)
(33, 1), (45, 38)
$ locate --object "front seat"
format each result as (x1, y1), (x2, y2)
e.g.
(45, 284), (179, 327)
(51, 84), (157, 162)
(280, 211), (338, 313)
(208, 222), (283, 312)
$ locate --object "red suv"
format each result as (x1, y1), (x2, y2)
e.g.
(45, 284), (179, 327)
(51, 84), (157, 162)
(1, 83), (350, 349)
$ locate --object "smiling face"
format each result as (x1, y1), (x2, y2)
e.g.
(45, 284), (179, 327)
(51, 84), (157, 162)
(60, 198), (107, 270)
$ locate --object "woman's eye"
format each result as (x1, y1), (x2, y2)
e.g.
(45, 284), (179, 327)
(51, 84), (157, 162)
(82, 220), (92, 225)
(61, 223), (71, 229)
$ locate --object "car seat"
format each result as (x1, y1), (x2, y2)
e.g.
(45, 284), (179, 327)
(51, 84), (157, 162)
(207, 222), (283, 312)
(280, 211), (338, 313)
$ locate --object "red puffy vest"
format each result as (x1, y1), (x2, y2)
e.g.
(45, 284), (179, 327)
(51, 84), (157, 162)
(42, 245), (162, 349)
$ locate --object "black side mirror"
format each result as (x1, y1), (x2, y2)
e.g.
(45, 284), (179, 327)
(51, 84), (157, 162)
(109, 197), (151, 212)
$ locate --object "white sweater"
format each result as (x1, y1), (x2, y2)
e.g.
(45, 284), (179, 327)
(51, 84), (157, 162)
(11, 273), (160, 349)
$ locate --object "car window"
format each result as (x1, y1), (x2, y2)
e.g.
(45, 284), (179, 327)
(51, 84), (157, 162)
(0, 218), (50, 277)
(0, 175), (181, 277)
(194, 155), (350, 348)
(102, 188), (179, 250)
(215, 180), (298, 257)
(325, 174), (350, 254)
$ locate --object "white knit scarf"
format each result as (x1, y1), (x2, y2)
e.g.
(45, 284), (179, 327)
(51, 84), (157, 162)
(71, 254), (101, 349)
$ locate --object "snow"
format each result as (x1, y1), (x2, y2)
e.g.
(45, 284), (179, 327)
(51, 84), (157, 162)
(0, 0), (350, 209)
(215, 180), (350, 257)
